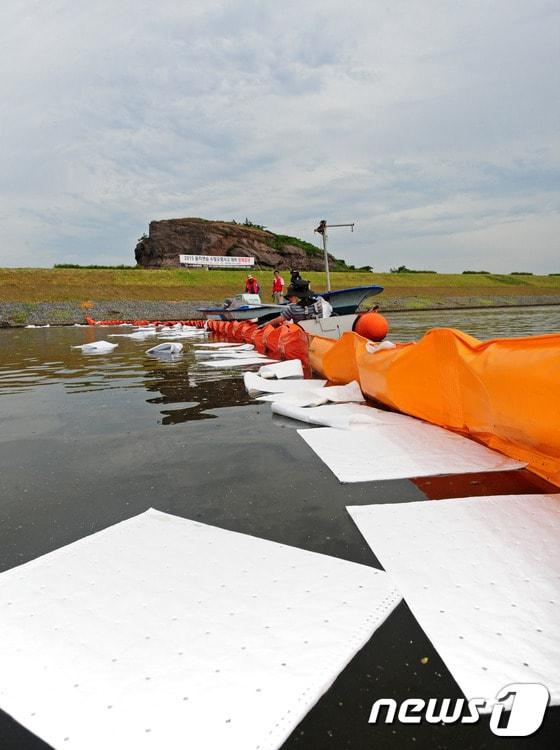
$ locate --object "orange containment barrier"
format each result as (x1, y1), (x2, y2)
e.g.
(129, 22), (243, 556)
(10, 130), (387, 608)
(308, 328), (560, 486)
(277, 324), (309, 367)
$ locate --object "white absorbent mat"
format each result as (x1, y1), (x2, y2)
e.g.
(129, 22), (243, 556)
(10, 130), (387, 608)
(71, 340), (118, 354)
(146, 342), (183, 355)
(0, 509), (400, 750)
(195, 350), (269, 359)
(255, 380), (364, 406)
(316, 380), (364, 403)
(256, 391), (330, 406)
(158, 333), (206, 340)
(200, 357), (277, 368)
(272, 402), (411, 429)
(298, 423), (526, 482)
(347, 494), (560, 706)
(259, 359), (304, 379)
(244, 372), (327, 395)
(197, 343), (255, 349)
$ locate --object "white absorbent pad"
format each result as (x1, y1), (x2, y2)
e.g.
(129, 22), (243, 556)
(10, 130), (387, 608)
(197, 343), (255, 349)
(244, 372), (327, 395)
(254, 380), (364, 406)
(109, 331), (157, 339)
(146, 342), (183, 355)
(258, 359), (304, 379)
(71, 340), (118, 353)
(347, 494), (560, 706)
(256, 391), (330, 406)
(318, 380), (364, 403)
(0, 509), (401, 750)
(158, 333), (206, 340)
(195, 350), (269, 359)
(271, 402), (411, 429)
(199, 357), (277, 368)
(298, 424), (526, 483)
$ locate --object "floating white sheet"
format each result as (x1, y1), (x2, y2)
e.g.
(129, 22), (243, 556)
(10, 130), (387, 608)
(71, 340), (118, 354)
(256, 391), (330, 406)
(272, 402), (410, 429)
(259, 359), (304, 379)
(314, 380), (364, 403)
(195, 350), (269, 359)
(158, 333), (206, 340)
(254, 380), (364, 406)
(298, 424), (526, 482)
(146, 342), (183, 355)
(197, 343), (255, 350)
(348, 494), (560, 706)
(108, 331), (157, 340)
(0, 509), (401, 750)
(200, 357), (277, 368)
(244, 372), (327, 395)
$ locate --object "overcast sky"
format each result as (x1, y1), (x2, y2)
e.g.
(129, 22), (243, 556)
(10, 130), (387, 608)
(1, 0), (558, 271)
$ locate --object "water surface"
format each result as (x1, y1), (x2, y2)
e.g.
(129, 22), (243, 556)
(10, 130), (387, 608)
(0, 311), (558, 749)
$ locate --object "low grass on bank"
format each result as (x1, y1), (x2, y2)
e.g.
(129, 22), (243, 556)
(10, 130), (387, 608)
(1, 267), (560, 303)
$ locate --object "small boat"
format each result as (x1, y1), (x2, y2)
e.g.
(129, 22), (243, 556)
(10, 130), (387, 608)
(198, 284), (383, 322)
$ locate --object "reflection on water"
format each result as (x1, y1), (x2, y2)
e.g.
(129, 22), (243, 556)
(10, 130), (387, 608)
(0, 305), (559, 426)
(0, 327), (255, 424)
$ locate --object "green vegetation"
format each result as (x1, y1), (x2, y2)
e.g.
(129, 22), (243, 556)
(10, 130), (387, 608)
(390, 265), (437, 273)
(265, 232), (322, 256)
(242, 218), (265, 230)
(462, 270), (490, 274)
(53, 263), (142, 270)
(511, 271), (534, 275)
(11, 310), (28, 324)
(486, 274), (531, 286)
(2, 268), (560, 304)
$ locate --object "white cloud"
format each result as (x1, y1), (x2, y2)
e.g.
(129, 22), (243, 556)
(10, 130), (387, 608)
(0, 0), (558, 269)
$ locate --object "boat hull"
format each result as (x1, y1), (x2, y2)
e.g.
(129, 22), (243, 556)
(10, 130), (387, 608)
(198, 284), (384, 321)
(198, 305), (283, 321)
(297, 314), (358, 339)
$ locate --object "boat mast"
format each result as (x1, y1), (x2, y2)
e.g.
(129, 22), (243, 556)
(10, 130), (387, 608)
(314, 219), (355, 291)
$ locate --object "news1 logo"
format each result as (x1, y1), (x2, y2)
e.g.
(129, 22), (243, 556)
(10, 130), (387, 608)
(368, 683), (550, 737)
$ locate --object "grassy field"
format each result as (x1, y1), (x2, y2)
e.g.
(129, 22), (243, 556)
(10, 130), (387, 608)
(1, 267), (560, 304)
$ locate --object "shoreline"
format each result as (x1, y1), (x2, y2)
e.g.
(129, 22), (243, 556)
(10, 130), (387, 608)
(2, 295), (560, 326)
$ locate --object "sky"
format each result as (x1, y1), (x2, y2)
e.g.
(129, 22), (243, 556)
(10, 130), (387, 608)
(1, 0), (559, 272)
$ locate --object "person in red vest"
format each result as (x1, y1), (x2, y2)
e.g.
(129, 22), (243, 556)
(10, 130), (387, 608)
(271, 270), (285, 303)
(245, 274), (260, 294)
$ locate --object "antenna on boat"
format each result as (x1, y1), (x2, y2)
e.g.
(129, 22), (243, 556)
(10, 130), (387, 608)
(314, 220), (355, 291)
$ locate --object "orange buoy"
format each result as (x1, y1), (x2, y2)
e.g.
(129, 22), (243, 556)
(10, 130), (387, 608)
(353, 311), (389, 342)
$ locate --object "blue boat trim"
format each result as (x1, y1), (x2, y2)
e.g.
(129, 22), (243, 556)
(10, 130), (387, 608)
(321, 285), (383, 299)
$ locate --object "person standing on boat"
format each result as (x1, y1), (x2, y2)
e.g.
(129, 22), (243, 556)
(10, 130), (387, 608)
(245, 274), (260, 295)
(265, 279), (332, 327)
(290, 269), (301, 284)
(272, 270), (285, 303)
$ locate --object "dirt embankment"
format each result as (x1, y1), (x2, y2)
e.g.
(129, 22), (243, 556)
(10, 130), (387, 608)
(1, 269), (559, 325)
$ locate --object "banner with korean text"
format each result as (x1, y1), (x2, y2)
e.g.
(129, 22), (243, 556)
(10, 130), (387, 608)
(179, 254), (255, 268)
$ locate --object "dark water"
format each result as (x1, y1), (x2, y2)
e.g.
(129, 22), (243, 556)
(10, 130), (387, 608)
(0, 316), (558, 749)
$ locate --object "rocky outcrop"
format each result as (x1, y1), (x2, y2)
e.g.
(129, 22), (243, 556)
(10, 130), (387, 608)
(134, 218), (346, 270)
